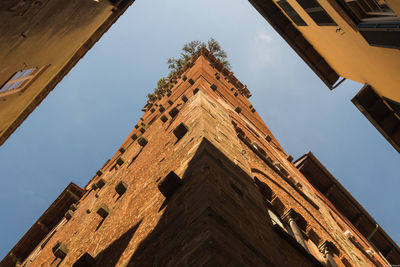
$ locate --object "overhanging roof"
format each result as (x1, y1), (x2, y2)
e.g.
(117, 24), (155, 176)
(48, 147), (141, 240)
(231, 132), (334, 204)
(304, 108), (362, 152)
(248, 0), (340, 89)
(352, 84), (400, 153)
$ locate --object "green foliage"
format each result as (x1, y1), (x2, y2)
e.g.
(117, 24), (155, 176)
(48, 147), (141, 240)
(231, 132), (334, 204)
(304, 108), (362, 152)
(157, 78), (173, 91)
(147, 38), (230, 101)
(167, 38), (231, 76)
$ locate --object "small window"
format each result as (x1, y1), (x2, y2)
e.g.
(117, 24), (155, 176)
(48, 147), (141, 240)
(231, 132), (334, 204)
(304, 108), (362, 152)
(296, 0), (337, 26)
(277, 0), (308, 26)
(0, 66), (47, 96)
(268, 209), (285, 229)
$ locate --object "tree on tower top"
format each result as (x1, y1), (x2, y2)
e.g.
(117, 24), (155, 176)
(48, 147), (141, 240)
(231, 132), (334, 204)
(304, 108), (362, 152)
(147, 38), (231, 101)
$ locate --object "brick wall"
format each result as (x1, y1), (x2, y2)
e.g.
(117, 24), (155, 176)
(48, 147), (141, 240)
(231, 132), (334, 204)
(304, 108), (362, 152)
(4, 50), (388, 267)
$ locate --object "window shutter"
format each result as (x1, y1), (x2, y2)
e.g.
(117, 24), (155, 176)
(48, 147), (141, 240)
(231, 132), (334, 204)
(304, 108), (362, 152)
(296, 0), (337, 26)
(277, 0), (308, 26)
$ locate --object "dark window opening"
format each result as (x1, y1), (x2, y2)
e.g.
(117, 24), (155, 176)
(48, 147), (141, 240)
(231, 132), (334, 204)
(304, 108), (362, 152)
(358, 22), (400, 49)
(148, 116), (157, 125)
(337, 0), (399, 23)
(277, 0), (308, 26)
(295, 0), (337, 26)
(173, 122), (188, 141)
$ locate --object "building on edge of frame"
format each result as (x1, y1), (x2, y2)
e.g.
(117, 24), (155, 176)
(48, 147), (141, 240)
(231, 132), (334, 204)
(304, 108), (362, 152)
(250, 0), (400, 153)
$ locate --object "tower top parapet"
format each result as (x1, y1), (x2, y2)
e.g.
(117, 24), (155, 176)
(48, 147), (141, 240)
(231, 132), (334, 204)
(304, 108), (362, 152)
(143, 47), (251, 112)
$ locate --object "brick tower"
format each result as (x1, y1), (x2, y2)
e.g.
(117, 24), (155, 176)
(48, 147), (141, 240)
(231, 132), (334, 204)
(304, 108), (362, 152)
(2, 48), (399, 267)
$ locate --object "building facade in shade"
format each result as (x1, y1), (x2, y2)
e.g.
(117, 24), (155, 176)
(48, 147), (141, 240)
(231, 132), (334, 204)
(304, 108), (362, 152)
(249, 0), (400, 153)
(1, 48), (399, 267)
(0, 0), (136, 146)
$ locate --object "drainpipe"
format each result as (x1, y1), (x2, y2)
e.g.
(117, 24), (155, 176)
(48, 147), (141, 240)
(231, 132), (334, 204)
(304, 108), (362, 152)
(367, 224), (379, 241)
(366, 224), (392, 266)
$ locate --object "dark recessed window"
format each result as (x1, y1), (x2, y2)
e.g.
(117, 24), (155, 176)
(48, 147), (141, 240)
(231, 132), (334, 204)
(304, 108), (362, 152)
(340, 0), (398, 23)
(358, 22), (400, 49)
(277, 0), (308, 26)
(296, 0), (337, 26)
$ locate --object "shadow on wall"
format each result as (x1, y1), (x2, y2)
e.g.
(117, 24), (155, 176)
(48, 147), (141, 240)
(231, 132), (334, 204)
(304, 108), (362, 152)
(126, 140), (223, 267)
(82, 139), (316, 266)
(123, 139), (314, 266)
(94, 219), (143, 267)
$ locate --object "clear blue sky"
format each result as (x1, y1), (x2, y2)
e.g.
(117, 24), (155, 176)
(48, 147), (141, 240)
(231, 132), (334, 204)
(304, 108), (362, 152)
(0, 0), (398, 259)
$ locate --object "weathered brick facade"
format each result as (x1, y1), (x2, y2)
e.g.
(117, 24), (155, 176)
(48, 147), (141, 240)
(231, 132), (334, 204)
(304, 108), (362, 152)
(2, 48), (398, 266)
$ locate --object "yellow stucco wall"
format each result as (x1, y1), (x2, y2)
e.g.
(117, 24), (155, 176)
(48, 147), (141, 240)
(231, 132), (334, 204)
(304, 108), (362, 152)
(0, 0), (112, 142)
(276, 0), (400, 102)
(386, 0), (400, 17)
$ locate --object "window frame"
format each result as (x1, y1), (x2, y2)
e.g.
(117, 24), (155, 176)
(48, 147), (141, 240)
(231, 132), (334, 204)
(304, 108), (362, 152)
(358, 22), (400, 49)
(0, 65), (48, 97)
(295, 0), (338, 26)
(277, 0), (308, 26)
(340, 0), (398, 23)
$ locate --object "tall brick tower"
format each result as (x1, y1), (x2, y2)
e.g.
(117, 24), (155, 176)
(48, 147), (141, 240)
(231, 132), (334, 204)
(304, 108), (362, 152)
(2, 48), (399, 267)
